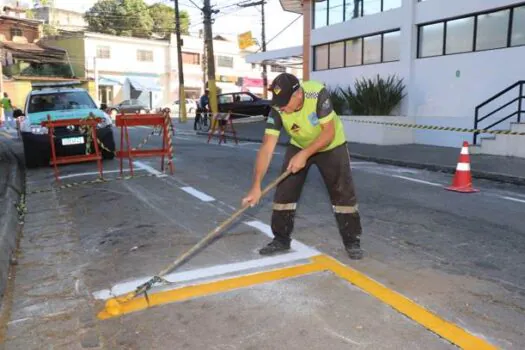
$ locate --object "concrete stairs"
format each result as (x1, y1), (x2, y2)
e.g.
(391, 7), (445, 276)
(470, 122), (525, 158)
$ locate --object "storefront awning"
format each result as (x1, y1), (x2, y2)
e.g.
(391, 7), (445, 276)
(127, 76), (162, 92)
(98, 76), (123, 86)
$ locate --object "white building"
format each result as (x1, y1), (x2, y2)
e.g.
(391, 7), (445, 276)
(248, 0), (525, 157)
(41, 30), (301, 112)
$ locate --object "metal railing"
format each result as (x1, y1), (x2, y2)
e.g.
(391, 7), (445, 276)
(473, 81), (525, 145)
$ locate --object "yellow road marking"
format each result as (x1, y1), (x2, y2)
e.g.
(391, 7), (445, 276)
(97, 258), (326, 320)
(98, 254), (498, 349)
(313, 255), (498, 350)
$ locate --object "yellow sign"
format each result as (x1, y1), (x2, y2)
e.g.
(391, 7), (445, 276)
(238, 31), (254, 50)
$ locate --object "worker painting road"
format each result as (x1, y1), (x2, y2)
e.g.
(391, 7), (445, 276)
(1, 124), (524, 349)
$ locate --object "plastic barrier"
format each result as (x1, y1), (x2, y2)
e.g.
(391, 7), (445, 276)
(41, 115), (103, 182)
(116, 111), (174, 176)
(207, 112), (239, 145)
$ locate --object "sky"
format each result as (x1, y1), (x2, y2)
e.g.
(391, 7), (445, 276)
(15, 0), (303, 51)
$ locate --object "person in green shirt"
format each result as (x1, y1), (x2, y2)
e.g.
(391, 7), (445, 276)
(1, 92), (14, 129)
(242, 73), (364, 260)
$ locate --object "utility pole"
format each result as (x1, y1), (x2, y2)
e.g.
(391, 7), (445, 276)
(238, 1), (268, 98)
(203, 0), (219, 115)
(173, 0), (187, 123)
(93, 57), (99, 103)
(200, 29), (207, 95)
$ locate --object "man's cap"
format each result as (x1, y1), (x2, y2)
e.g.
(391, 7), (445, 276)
(269, 73), (300, 107)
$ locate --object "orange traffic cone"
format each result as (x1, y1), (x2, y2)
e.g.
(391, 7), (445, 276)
(445, 141), (479, 193)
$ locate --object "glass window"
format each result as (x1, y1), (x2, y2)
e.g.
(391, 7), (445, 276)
(383, 0), (401, 11)
(511, 6), (525, 46)
(445, 17), (474, 54)
(314, 45), (329, 70)
(383, 31), (400, 61)
(363, 0), (381, 16)
(345, 0), (361, 20)
(345, 38), (362, 66)
(329, 0), (344, 25)
(314, 0), (328, 29)
(329, 42), (344, 68)
(418, 22), (444, 57)
(476, 10), (510, 51)
(363, 34), (381, 64)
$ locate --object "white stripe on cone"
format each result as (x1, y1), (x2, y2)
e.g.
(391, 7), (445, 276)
(457, 162), (470, 171)
(461, 147), (469, 155)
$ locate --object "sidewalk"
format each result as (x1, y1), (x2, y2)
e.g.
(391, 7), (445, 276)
(186, 118), (525, 186)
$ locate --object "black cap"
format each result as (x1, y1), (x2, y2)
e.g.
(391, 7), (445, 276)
(269, 73), (300, 107)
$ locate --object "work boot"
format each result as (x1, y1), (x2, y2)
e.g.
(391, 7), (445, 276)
(346, 241), (363, 260)
(259, 239), (291, 255)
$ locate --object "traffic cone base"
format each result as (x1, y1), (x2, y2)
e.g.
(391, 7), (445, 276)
(445, 141), (479, 193)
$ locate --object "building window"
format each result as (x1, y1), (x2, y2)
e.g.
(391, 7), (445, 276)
(445, 17), (475, 54)
(10, 28), (22, 37)
(418, 23), (444, 57)
(217, 55), (233, 68)
(329, 41), (344, 68)
(314, 0), (400, 29)
(417, 3), (525, 58)
(383, 0), (401, 12)
(313, 29), (400, 71)
(182, 52), (200, 65)
(476, 9), (510, 51)
(363, 34), (381, 64)
(96, 45), (111, 59)
(137, 50), (153, 62)
(363, 0), (381, 16)
(314, 0), (328, 29)
(383, 30), (400, 62)
(329, 0), (344, 25)
(345, 0), (361, 21)
(314, 44), (329, 70)
(345, 38), (362, 66)
(511, 6), (525, 47)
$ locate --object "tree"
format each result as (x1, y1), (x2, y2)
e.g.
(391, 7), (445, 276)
(148, 3), (190, 37)
(84, 0), (154, 38)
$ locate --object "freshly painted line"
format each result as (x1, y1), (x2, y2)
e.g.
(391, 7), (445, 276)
(97, 259), (326, 320)
(59, 168), (145, 180)
(391, 175), (442, 187)
(244, 220), (319, 256)
(501, 196), (525, 204)
(133, 160), (167, 178)
(180, 186), (215, 202)
(92, 249), (320, 300)
(314, 255), (498, 350)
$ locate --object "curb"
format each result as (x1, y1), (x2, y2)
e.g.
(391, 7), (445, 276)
(196, 132), (525, 186)
(0, 142), (23, 299)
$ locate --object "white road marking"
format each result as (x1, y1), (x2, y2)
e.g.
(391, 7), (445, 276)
(92, 248), (319, 300)
(133, 160), (168, 177)
(244, 220), (319, 256)
(59, 168), (145, 180)
(501, 196), (525, 204)
(391, 175), (442, 187)
(180, 186), (216, 202)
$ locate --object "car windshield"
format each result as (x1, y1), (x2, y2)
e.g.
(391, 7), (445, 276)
(28, 91), (97, 114)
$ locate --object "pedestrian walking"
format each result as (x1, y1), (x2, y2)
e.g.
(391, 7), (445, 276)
(242, 73), (364, 260)
(1, 92), (14, 129)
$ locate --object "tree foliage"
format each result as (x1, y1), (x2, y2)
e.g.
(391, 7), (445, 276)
(85, 0), (190, 39)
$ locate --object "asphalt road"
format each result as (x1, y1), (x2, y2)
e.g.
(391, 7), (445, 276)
(2, 122), (525, 349)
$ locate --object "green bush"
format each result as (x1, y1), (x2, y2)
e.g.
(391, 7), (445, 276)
(326, 87), (348, 115)
(340, 74), (406, 116)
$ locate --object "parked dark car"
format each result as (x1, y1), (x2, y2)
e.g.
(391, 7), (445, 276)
(107, 99), (150, 117)
(217, 92), (272, 118)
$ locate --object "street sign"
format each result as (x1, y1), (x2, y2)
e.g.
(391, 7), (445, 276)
(238, 31), (254, 50)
